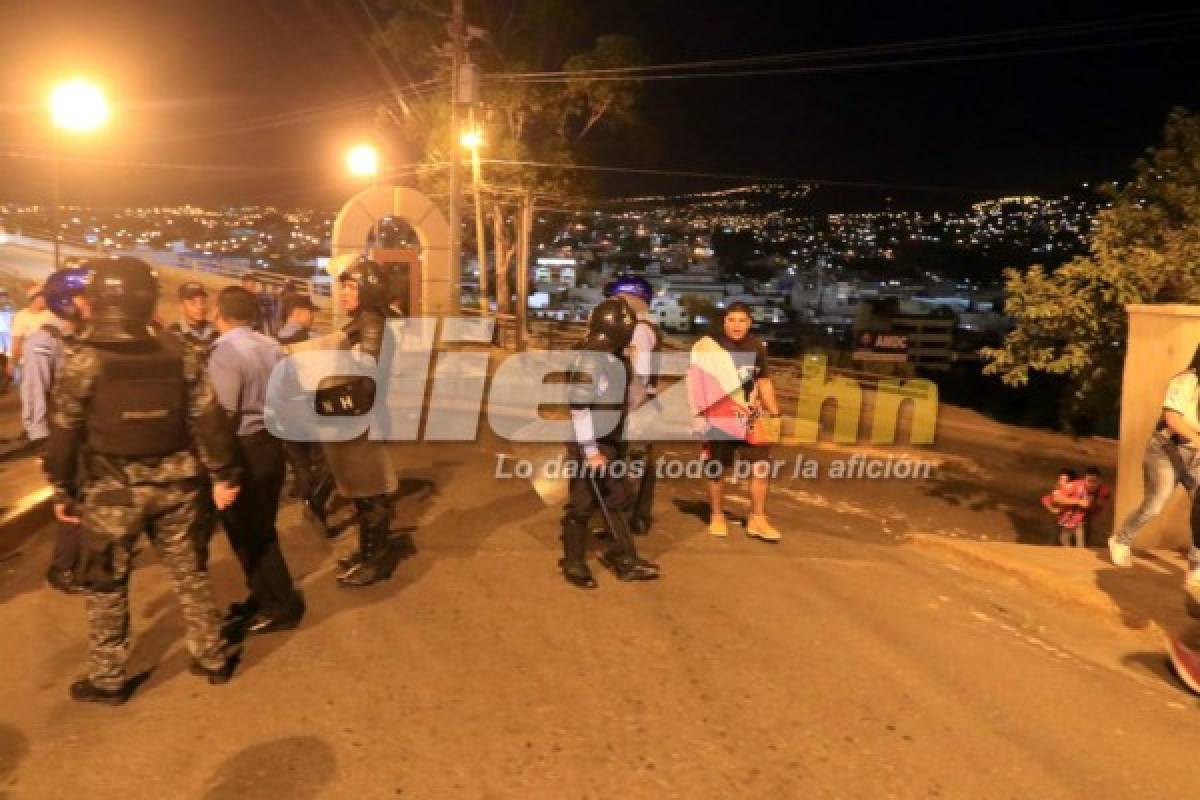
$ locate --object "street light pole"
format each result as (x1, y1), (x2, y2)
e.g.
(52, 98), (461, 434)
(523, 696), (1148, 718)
(51, 136), (61, 271)
(465, 112), (488, 317)
(516, 190), (532, 352)
(448, 0), (465, 312)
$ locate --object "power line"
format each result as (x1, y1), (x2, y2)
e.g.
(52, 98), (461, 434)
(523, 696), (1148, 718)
(491, 10), (1200, 79)
(479, 159), (994, 193)
(158, 81), (445, 144)
(492, 33), (1200, 84)
(0, 150), (309, 174)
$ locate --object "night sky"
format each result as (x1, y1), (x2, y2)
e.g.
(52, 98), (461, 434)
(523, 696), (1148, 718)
(1, 0), (1198, 209)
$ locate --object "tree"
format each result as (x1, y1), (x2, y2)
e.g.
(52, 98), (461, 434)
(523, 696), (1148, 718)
(373, 0), (644, 312)
(982, 108), (1200, 428)
(711, 230), (757, 274)
(680, 293), (718, 332)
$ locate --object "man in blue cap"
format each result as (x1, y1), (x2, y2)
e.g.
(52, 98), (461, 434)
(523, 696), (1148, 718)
(25, 267), (91, 593)
(167, 281), (218, 354)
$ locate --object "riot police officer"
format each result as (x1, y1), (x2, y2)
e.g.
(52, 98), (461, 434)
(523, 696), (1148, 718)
(45, 257), (242, 704)
(310, 258), (398, 587)
(603, 275), (662, 535)
(560, 297), (659, 588)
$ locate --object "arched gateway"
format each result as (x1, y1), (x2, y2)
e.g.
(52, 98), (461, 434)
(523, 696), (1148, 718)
(328, 186), (455, 316)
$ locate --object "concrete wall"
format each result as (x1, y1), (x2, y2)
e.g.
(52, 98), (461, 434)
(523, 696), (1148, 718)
(1115, 304), (1200, 548)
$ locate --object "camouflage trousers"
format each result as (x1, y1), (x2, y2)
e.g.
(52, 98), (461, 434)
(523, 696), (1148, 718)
(77, 477), (229, 691)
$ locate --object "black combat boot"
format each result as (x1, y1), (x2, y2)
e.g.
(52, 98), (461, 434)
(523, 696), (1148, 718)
(337, 496), (394, 587)
(189, 644), (243, 685)
(559, 520), (597, 589)
(69, 678), (130, 705)
(304, 474), (335, 537)
(46, 565), (84, 595)
(597, 510), (659, 581)
(599, 551), (660, 581)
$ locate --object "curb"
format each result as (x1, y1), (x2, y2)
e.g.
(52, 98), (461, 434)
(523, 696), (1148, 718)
(908, 533), (1131, 625)
(0, 487), (53, 557)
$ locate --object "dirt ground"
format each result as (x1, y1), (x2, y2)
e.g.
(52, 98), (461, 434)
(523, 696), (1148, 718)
(5, 413), (1198, 799)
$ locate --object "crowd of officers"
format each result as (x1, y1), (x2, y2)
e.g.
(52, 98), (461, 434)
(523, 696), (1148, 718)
(26, 255), (399, 704)
(23, 259), (779, 704)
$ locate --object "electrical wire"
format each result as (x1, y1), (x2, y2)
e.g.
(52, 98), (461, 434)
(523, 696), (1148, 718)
(0, 150), (309, 173)
(492, 33), (1200, 84)
(479, 159), (992, 193)
(491, 10), (1200, 79)
(158, 80), (445, 143)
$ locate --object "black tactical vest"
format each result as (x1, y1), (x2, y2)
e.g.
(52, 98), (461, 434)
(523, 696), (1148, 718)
(87, 333), (188, 457)
(567, 348), (630, 449)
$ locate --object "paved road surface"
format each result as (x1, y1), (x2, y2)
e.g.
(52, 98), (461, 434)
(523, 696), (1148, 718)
(0, 430), (1195, 799)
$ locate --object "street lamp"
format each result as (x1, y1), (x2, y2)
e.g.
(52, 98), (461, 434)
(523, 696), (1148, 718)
(49, 79), (110, 134)
(47, 78), (110, 269)
(460, 129), (483, 150)
(346, 143), (380, 181)
(461, 124), (487, 316)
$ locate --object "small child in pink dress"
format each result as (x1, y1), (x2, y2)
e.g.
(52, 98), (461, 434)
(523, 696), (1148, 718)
(1041, 468), (1089, 547)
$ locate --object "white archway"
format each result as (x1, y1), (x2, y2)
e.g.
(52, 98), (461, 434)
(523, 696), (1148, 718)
(329, 186), (455, 316)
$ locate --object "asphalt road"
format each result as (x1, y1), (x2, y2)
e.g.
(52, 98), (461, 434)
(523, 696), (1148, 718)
(1, 428), (1196, 799)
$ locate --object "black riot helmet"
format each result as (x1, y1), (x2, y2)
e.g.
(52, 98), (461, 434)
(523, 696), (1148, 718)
(338, 258), (391, 313)
(582, 297), (637, 353)
(83, 256), (159, 342)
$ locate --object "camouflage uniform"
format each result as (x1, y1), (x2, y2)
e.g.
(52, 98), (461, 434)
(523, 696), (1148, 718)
(46, 334), (241, 691)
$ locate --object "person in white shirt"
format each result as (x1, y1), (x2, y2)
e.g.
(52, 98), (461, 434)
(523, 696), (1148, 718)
(8, 281), (57, 382)
(1110, 348), (1200, 594)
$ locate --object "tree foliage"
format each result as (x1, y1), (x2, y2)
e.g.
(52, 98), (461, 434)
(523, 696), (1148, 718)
(372, 1), (645, 310)
(982, 108), (1200, 427)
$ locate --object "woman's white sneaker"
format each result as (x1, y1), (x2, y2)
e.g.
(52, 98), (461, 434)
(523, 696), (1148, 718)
(1108, 536), (1133, 568)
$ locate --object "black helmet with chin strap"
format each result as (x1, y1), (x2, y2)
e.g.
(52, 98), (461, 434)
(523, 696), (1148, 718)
(582, 297), (637, 353)
(83, 256), (159, 342)
(339, 258), (391, 313)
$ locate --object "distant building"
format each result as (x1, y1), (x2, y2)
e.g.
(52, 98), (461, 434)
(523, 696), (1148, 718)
(534, 257), (577, 289)
(649, 296), (691, 332)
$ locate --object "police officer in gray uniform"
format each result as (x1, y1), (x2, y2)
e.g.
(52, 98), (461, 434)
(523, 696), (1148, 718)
(209, 287), (304, 634)
(167, 281), (218, 353)
(166, 281), (221, 558)
(603, 275), (663, 535)
(26, 267), (91, 593)
(45, 257), (243, 704)
(306, 258), (398, 587)
(276, 293), (334, 532)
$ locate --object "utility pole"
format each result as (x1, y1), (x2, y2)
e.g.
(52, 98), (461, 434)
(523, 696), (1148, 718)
(448, 0), (465, 312)
(51, 148), (61, 271)
(516, 190), (532, 351)
(468, 108), (488, 317)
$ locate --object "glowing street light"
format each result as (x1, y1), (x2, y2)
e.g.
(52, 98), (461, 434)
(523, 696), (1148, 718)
(346, 143), (380, 179)
(49, 78), (110, 134)
(460, 129), (483, 150)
